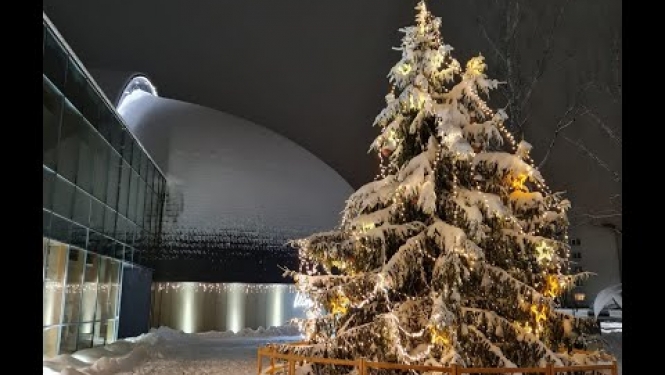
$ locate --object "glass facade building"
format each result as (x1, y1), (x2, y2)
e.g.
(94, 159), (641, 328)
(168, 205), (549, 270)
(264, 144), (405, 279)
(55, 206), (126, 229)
(43, 15), (166, 357)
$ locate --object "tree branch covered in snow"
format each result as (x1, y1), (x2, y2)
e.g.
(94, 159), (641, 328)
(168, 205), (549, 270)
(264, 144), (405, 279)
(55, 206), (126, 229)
(281, 2), (611, 372)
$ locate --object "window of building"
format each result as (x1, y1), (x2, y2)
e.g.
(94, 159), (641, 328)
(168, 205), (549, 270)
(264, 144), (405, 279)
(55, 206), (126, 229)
(43, 78), (63, 170)
(43, 29), (67, 90)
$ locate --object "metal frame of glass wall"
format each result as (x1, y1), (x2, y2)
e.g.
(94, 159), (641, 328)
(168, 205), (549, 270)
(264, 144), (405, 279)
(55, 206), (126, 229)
(43, 13), (166, 357)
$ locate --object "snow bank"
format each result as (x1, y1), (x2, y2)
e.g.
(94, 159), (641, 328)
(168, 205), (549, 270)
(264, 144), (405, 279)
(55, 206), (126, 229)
(43, 324), (302, 375)
(198, 324), (301, 338)
(600, 321), (622, 333)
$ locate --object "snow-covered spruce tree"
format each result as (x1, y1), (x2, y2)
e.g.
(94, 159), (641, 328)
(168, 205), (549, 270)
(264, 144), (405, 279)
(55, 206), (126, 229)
(281, 2), (612, 371)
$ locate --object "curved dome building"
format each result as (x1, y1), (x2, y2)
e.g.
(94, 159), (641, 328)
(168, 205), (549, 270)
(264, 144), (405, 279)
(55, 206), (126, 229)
(99, 73), (353, 332)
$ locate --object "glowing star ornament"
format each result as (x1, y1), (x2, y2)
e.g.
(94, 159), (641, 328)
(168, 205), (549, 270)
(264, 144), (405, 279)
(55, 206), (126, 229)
(544, 275), (561, 298)
(510, 173), (529, 193)
(535, 242), (554, 264)
(429, 325), (450, 346)
(530, 304), (549, 335)
(465, 55), (487, 78)
(398, 63), (412, 75)
(330, 293), (350, 315)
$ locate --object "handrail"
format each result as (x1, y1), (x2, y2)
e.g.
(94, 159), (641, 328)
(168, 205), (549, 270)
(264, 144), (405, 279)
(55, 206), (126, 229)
(257, 344), (618, 375)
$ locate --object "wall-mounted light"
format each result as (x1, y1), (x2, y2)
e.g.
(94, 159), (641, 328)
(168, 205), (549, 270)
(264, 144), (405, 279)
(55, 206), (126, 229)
(574, 292), (586, 302)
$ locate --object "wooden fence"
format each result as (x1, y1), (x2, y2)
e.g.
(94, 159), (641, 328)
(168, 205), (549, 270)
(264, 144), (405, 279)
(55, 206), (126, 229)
(257, 345), (618, 375)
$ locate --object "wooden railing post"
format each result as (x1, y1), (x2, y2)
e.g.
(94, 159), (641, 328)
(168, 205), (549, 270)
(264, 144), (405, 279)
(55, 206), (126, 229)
(257, 350), (262, 375)
(269, 355), (275, 375)
(451, 363), (459, 375)
(359, 357), (367, 375)
(545, 362), (553, 375)
(288, 359), (295, 375)
(611, 360), (618, 375)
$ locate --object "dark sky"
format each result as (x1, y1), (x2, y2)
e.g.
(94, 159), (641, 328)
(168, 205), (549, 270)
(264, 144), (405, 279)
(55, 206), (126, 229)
(42, 0), (621, 229)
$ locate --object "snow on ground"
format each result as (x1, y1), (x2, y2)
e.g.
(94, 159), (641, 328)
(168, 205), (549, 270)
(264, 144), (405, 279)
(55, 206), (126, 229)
(44, 323), (622, 375)
(43, 326), (303, 375)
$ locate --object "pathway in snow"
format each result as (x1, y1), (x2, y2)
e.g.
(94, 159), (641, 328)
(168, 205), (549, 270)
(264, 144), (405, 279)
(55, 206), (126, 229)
(117, 335), (299, 375)
(44, 325), (621, 375)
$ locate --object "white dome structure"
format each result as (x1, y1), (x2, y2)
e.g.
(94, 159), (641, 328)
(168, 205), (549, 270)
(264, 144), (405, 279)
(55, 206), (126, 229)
(117, 89), (353, 282)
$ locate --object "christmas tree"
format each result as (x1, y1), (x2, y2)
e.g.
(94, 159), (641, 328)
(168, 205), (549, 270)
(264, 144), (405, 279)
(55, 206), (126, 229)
(283, 1), (611, 370)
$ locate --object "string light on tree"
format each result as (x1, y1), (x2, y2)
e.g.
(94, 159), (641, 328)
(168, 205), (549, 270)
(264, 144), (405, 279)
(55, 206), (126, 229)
(278, 1), (611, 372)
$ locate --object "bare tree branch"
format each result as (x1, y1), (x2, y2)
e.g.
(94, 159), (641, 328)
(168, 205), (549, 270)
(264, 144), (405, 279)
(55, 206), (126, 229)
(537, 82), (593, 168)
(562, 136), (621, 182)
(582, 108), (622, 146)
(538, 105), (588, 168)
(518, 0), (571, 117)
(478, 20), (507, 64)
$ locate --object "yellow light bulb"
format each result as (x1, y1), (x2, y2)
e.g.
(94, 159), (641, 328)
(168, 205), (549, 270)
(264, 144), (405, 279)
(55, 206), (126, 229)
(399, 63), (412, 75)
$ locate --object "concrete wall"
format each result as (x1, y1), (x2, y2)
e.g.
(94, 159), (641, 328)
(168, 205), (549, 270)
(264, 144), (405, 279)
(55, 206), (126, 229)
(149, 282), (307, 333)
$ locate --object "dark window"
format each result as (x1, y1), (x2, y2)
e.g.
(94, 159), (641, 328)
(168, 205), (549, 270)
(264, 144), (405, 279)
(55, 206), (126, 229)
(117, 161), (132, 217)
(122, 132), (133, 164)
(43, 168), (55, 210)
(90, 198), (105, 233)
(53, 175), (75, 219)
(146, 163), (154, 189)
(104, 207), (117, 238)
(50, 214), (73, 244)
(72, 188), (91, 227)
(64, 62), (97, 126)
(569, 238), (582, 246)
(106, 152), (121, 209)
(76, 124), (95, 193)
(571, 252), (582, 259)
(43, 28), (67, 90)
(134, 229), (144, 251)
(109, 119), (124, 153)
(115, 215), (128, 245)
(58, 102), (87, 182)
(132, 142), (142, 172)
(70, 222), (88, 249)
(43, 210), (52, 237)
(43, 78), (63, 169)
(152, 168), (161, 193)
(87, 230), (103, 255)
(97, 108), (115, 143)
(128, 171), (139, 223)
(143, 191), (153, 231)
(126, 223), (137, 248)
(86, 88), (105, 130)
(91, 133), (109, 202)
(135, 178), (146, 227)
(140, 151), (149, 178)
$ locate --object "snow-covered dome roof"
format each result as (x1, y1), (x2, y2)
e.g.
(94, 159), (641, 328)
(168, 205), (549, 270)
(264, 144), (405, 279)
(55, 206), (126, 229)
(118, 91), (353, 282)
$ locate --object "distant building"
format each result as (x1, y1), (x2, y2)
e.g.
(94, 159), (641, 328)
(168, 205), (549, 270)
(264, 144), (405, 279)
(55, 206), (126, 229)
(564, 223), (622, 309)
